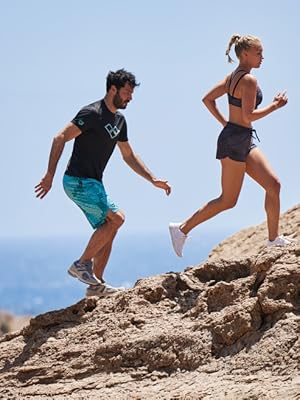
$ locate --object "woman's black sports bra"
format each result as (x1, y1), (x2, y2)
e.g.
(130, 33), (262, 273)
(227, 70), (263, 108)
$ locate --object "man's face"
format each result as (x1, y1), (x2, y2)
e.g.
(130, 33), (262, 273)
(112, 82), (134, 109)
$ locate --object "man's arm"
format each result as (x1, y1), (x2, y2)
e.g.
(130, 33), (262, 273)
(117, 141), (171, 195)
(35, 122), (82, 199)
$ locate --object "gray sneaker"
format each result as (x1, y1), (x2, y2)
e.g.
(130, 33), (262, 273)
(86, 282), (125, 297)
(68, 260), (99, 285)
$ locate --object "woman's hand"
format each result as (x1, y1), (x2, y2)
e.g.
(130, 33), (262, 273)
(273, 91), (288, 109)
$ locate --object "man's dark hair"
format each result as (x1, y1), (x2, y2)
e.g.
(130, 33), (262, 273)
(106, 69), (140, 92)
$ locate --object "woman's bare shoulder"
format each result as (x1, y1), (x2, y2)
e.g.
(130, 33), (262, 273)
(242, 73), (257, 87)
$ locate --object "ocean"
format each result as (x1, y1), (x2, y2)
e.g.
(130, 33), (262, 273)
(0, 230), (228, 316)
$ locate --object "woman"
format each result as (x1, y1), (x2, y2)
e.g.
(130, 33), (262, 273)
(169, 34), (292, 257)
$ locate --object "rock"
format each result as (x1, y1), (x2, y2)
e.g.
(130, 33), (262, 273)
(0, 311), (31, 336)
(0, 205), (299, 399)
(209, 204), (299, 260)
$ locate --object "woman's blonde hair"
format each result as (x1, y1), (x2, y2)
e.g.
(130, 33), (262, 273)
(225, 34), (261, 63)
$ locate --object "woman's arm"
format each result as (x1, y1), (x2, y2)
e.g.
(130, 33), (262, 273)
(202, 77), (228, 126)
(241, 75), (287, 123)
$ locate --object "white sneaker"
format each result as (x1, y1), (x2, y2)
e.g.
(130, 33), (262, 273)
(267, 235), (294, 247)
(86, 282), (125, 298)
(169, 222), (187, 257)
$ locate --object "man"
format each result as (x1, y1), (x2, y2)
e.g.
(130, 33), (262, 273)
(35, 69), (171, 297)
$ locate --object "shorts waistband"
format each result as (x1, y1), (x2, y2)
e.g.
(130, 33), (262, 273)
(226, 122), (254, 131)
(63, 174), (102, 184)
(226, 122), (260, 142)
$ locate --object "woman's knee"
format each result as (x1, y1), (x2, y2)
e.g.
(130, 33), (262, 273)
(266, 177), (281, 196)
(219, 195), (238, 210)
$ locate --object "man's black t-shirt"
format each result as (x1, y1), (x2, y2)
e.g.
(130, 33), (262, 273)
(65, 99), (128, 182)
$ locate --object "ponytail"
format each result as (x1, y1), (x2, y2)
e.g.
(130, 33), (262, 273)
(226, 34), (260, 63)
(225, 34), (241, 63)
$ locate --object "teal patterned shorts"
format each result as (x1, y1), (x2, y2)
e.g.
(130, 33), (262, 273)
(63, 174), (119, 229)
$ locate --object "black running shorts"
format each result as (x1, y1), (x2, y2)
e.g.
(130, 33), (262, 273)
(216, 122), (257, 162)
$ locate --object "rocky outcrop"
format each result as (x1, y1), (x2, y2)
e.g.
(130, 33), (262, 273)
(0, 311), (30, 337)
(0, 206), (299, 399)
(209, 204), (300, 259)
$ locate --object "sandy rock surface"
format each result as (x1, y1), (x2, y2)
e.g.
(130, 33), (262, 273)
(209, 204), (299, 260)
(0, 311), (30, 337)
(0, 205), (299, 399)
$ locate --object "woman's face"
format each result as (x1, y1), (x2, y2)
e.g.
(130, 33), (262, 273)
(244, 41), (264, 68)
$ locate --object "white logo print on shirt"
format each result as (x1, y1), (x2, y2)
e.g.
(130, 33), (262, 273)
(104, 124), (120, 139)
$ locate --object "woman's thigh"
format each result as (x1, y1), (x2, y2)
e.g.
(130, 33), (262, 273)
(220, 157), (246, 202)
(246, 148), (280, 190)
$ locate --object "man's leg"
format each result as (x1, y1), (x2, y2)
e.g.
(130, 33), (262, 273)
(93, 239), (115, 281)
(79, 210), (125, 274)
(92, 210), (125, 280)
(84, 211), (126, 297)
(64, 175), (125, 285)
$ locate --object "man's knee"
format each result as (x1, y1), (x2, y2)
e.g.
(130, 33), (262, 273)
(110, 211), (125, 230)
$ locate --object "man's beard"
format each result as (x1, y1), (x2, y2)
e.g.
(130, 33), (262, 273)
(113, 91), (128, 109)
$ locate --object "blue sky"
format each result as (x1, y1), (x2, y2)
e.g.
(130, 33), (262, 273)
(2, 0), (299, 239)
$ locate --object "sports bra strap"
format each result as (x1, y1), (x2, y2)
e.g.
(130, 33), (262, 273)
(228, 70), (248, 97)
(231, 73), (248, 97)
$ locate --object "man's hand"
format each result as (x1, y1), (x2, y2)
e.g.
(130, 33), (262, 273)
(152, 179), (171, 195)
(35, 173), (54, 199)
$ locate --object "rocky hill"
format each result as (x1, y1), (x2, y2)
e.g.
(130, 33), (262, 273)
(0, 311), (30, 337)
(209, 204), (299, 259)
(0, 205), (299, 399)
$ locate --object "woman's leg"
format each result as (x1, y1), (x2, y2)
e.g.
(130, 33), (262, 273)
(180, 157), (246, 235)
(245, 147), (281, 241)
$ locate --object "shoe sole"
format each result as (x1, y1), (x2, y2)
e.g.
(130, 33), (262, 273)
(169, 225), (183, 257)
(85, 290), (115, 298)
(68, 268), (99, 286)
(86, 288), (125, 298)
(85, 292), (107, 298)
(267, 243), (292, 248)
